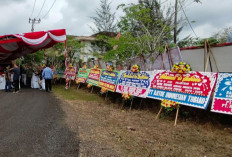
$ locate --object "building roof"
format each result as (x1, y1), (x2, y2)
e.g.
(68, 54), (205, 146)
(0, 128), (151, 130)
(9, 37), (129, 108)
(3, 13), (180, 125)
(91, 31), (117, 38)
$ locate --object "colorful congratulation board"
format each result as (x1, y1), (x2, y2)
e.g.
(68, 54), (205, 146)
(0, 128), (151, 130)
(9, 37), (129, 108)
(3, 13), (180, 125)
(86, 68), (102, 86)
(99, 70), (119, 92)
(116, 70), (153, 98)
(147, 70), (217, 109)
(76, 68), (90, 83)
(65, 67), (77, 80)
(211, 73), (232, 115)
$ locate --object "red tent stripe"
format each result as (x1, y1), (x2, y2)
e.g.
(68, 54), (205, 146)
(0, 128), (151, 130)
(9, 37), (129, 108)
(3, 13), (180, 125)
(0, 29), (66, 63)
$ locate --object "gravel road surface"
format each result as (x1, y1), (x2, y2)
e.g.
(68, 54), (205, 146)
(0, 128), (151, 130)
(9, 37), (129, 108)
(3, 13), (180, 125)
(0, 89), (79, 157)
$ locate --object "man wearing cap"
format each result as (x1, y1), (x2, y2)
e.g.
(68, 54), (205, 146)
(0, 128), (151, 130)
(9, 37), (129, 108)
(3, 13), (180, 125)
(42, 64), (53, 92)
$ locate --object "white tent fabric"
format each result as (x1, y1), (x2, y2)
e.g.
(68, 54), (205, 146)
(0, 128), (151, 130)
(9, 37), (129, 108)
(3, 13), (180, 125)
(0, 75), (5, 90)
(0, 29), (66, 64)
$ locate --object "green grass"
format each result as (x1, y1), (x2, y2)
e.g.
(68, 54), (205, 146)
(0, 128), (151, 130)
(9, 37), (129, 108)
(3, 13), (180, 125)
(53, 85), (103, 102)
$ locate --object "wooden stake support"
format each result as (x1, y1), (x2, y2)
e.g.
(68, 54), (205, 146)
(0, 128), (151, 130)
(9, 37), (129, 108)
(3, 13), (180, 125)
(174, 106), (180, 126)
(204, 40), (219, 72)
(156, 107), (163, 120)
(76, 83), (81, 90)
(208, 42), (219, 72)
(91, 86), (94, 93)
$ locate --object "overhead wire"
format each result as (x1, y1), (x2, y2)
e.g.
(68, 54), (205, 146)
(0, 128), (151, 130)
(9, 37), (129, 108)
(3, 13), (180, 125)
(30, 0), (37, 18)
(42, 0), (57, 19)
(179, 2), (198, 38)
(36, 0), (47, 18)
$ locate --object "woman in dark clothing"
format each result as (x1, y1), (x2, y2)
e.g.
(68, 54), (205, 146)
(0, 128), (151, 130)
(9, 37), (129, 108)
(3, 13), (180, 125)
(4, 65), (12, 92)
(11, 64), (20, 93)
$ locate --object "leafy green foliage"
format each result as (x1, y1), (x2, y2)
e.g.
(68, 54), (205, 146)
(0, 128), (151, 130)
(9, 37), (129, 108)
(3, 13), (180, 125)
(90, 35), (112, 59)
(103, 1), (174, 69)
(104, 33), (139, 63)
(212, 26), (232, 44)
(23, 50), (44, 65)
(178, 36), (219, 48)
(53, 35), (85, 66)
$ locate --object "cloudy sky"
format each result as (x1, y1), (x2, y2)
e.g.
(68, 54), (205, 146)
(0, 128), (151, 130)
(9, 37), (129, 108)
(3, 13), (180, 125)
(0, 0), (231, 40)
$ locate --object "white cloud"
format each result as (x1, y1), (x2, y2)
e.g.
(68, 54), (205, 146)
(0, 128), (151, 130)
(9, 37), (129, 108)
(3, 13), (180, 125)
(0, 0), (231, 40)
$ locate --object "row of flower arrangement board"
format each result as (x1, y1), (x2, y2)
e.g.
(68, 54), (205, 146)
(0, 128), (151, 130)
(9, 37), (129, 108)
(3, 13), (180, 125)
(74, 64), (232, 116)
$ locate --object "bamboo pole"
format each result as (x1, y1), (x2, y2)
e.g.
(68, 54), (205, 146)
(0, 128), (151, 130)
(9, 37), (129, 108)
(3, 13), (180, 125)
(208, 43), (219, 72)
(204, 40), (207, 71)
(76, 83), (81, 90)
(156, 107), (163, 120)
(91, 86), (94, 93)
(174, 106), (180, 126)
(204, 49), (210, 72)
(161, 46), (167, 70)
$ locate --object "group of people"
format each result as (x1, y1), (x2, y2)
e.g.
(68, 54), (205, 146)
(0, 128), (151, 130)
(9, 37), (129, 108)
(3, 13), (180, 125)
(3, 63), (53, 93)
(5, 64), (20, 93)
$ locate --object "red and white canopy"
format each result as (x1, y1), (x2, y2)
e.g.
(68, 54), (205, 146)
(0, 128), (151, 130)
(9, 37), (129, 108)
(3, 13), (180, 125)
(0, 29), (66, 64)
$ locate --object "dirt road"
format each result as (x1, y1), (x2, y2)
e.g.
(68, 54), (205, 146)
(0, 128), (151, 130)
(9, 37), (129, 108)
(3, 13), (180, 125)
(0, 89), (79, 157)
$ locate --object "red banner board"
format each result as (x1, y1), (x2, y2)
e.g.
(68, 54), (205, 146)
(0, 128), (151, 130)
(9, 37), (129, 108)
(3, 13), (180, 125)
(151, 71), (211, 96)
(148, 70), (217, 109)
(65, 67), (77, 80)
(86, 69), (102, 86)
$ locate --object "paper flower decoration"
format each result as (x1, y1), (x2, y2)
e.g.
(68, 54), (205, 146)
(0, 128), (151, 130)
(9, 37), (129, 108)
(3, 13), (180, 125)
(171, 62), (191, 74)
(69, 64), (73, 68)
(94, 64), (99, 69)
(161, 99), (179, 111)
(82, 64), (87, 69)
(122, 93), (131, 100)
(100, 88), (107, 94)
(131, 64), (140, 73)
(106, 65), (114, 72)
(87, 83), (92, 88)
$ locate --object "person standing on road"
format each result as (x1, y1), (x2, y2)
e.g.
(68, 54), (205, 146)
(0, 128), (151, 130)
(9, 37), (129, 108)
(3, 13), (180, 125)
(11, 64), (20, 93)
(4, 65), (12, 92)
(42, 64), (53, 92)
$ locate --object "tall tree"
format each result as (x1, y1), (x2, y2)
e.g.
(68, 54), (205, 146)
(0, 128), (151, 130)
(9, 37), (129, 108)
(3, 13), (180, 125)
(91, 0), (117, 33)
(107, 2), (174, 70)
(212, 26), (232, 43)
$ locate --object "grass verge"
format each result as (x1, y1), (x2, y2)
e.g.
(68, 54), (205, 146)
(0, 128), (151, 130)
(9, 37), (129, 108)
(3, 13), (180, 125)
(53, 85), (103, 102)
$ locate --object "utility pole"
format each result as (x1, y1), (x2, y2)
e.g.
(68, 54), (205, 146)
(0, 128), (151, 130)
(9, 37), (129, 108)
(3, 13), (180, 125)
(29, 18), (41, 64)
(29, 18), (41, 32)
(174, 0), (178, 44)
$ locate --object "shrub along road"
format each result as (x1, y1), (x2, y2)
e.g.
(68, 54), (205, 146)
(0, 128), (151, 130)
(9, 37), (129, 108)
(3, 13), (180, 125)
(0, 89), (79, 157)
